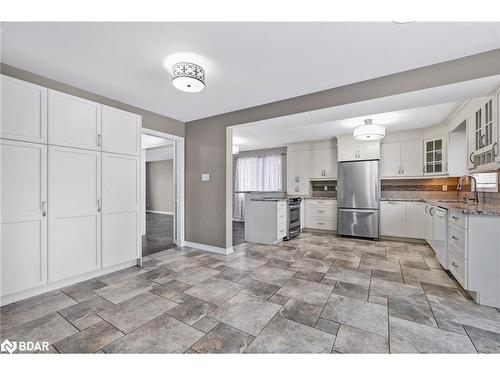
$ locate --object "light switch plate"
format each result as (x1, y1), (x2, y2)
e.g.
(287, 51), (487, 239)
(201, 173), (210, 182)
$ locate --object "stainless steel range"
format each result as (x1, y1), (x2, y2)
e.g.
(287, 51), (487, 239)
(284, 197), (302, 240)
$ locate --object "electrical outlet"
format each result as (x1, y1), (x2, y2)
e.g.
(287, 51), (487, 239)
(324, 186), (328, 191)
(442, 185), (447, 191)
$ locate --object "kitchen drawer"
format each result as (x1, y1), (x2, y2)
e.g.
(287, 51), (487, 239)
(305, 217), (336, 231)
(277, 224), (287, 239)
(448, 211), (467, 229)
(305, 199), (337, 207)
(448, 243), (466, 288)
(277, 201), (287, 210)
(448, 223), (466, 254)
(306, 205), (336, 219)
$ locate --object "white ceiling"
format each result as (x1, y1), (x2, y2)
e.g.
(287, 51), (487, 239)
(232, 75), (500, 151)
(2, 22), (499, 122)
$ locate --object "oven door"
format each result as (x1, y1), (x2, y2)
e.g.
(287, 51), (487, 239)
(288, 203), (300, 228)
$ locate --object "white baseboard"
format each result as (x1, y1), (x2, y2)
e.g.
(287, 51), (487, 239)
(0, 259), (138, 306)
(183, 241), (234, 255)
(147, 210), (174, 215)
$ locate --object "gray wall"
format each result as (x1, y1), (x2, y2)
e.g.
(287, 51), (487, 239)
(146, 160), (175, 213)
(0, 63), (185, 137)
(184, 49), (500, 249)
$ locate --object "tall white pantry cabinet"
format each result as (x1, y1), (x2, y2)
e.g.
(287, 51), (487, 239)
(1, 75), (142, 304)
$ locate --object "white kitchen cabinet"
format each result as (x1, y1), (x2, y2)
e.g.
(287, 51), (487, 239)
(406, 202), (426, 239)
(48, 90), (102, 151)
(101, 105), (142, 156)
(246, 200), (287, 245)
(424, 204), (433, 245)
(48, 146), (101, 282)
(102, 152), (141, 267)
(287, 149), (310, 196)
(304, 199), (337, 231)
(310, 147), (337, 180)
(378, 141), (424, 178)
(468, 95), (498, 169)
(338, 140), (380, 161)
(423, 137), (447, 175)
(380, 201), (406, 237)
(1, 140), (48, 296)
(1, 75), (47, 143)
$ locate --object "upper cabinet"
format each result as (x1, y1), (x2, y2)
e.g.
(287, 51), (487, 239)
(423, 136), (447, 175)
(48, 90), (102, 151)
(1, 75), (48, 143)
(337, 138), (380, 161)
(309, 140), (337, 180)
(101, 105), (142, 156)
(381, 140), (423, 177)
(468, 95), (498, 170)
(287, 147), (310, 196)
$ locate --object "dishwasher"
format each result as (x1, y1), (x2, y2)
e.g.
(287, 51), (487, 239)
(431, 206), (448, 270)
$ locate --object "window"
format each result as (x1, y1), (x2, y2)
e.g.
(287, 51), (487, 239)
(233, 154), (283, 220)
(472, 172), (498, 192)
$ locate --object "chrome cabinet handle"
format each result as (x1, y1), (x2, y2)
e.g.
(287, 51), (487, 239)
(493, 142), (498, 157)
(97, 134), (102, 147)
(430, 207), (434, 216)
(451, 215), (459, 220)
(402, 166), (404, 174)
(425, 206), (429, 214)
(469, 152), (474, 163)
(451, 235), (458, 240)
(317, 210), (325, 213)
(452, 262), (458, 268)
(97, 199), (102, 212)
(42, 201), (47, 217)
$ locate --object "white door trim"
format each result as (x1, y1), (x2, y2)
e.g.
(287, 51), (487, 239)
(141, 128), (185, 247)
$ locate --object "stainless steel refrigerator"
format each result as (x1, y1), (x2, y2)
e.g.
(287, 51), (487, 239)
(337, 159), (380, 239)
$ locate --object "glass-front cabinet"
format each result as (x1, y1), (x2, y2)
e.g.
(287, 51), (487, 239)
(467, 95), (498, 170)
(424, 137), (447, 175)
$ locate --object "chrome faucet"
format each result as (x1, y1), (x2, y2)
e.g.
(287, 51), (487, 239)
(457, 175), (479, 204)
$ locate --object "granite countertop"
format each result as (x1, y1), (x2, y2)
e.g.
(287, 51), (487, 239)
(250, 198), (287, 202)
(380, 198), (500, 216)
(302, 196), (337, 200)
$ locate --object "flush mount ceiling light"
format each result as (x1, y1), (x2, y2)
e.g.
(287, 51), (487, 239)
(353, 119), (386, 141)
(232, 145), (240, 155)
(172, 62), (205, 93)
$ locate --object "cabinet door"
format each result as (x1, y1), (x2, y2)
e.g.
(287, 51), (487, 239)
(1, 140), (47, 296)
(380, 201), (406, 237)
(286, 151), (299, 194)
(102, 153), (140, 267)
(401, 140), (423, 176)
(48, 146), (101, 282)
(48, 90), (101, 151)
(466, 114), (476, 169)
(338, 144), (357, 161)
(424, 205), (433, 245)
(309, 149), (324, 179)
(406, 202), (426, 239)
(423, 137), (447, 175)
(101, 105), (141, 156)
(380, 143), (401, 177)
(358, 142), (380, 160)
(323, 148), (337, 179)
(1, 75), (47, 143)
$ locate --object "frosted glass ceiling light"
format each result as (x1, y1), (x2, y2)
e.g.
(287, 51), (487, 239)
(353, 119), (386, 141)
(172, 62), (205, 93)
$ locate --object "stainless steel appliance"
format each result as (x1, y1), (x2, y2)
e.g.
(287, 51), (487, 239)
(337, 159), (380, 239)
(284, 197), (301, 240)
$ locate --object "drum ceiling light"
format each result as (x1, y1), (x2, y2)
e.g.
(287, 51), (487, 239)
(172, 62), (205, 93)
(353, 119), (386, 141)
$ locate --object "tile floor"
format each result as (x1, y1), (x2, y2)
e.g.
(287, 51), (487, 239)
(2, 232), (500, 353)
(142, 212), (176, 256)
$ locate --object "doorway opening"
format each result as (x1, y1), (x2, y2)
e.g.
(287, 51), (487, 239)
(141, 129), (184, 256)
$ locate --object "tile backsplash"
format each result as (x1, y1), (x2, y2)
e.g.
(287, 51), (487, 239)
(311, 180), (337, 198)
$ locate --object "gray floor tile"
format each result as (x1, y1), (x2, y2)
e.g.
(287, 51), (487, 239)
(278, 298), (323, 327)
(98, 292), (176, 333)
(359, 257), (401, 273)
(400, 259), (430, 270)
(241, 280), (280, 300)
(192, 323), (254, 353)
(1, 312), (78, 345)
(321, 294), (388, 337)
(291, 257), (331, 273)
(97, 266), (147, 285)
(293, 269), (325, 283)
(218, 268), (250, 282)
(333, 281), (369, 301)
(0, 290), (77, 330)
(315, 318), (340, 335)
(192, 316), (220, 333)
(389, 300), (437, 327)
(139, 267), (175, 284)
(172, 266), (221, 285)
(104, 314), (204, 353)
(389, 317), (477, 353)
(265, 258), (294, 270)
(370, 278), (429, 308)
(224, 256), (268, 272)
(333, 325), (389, 353)
(58, 294), (113, 330)
(401, 267), (456, 287)
(93, 276), (157, 304)
(277, 278), (333, 306)
(54, 321), (124, 353)
(210, 293), (281, 336)
(324, 266), (371, 288)
(185, 278), (242, 306)
(247, 266), (295, 287)
(167, 296), (217, 325)
(421, 282), (468, 302)
(61, 279), (108, 302)
(372, 269), (404, 284)
(151, 279), (192, 299)
(246, 316), (335, 353)
(464, 325), (500, 353)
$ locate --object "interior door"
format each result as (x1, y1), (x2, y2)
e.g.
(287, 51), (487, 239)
(48, 146), (101, 282)
(401, 140), (423, 176)
(1, 140), (48, 296)
(101, 105), (141, 156)
(380, 143), (401, 177)
(101, 152), (140, 267)
(1, 75), (47, 143)
(48, 90), (101, 151)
